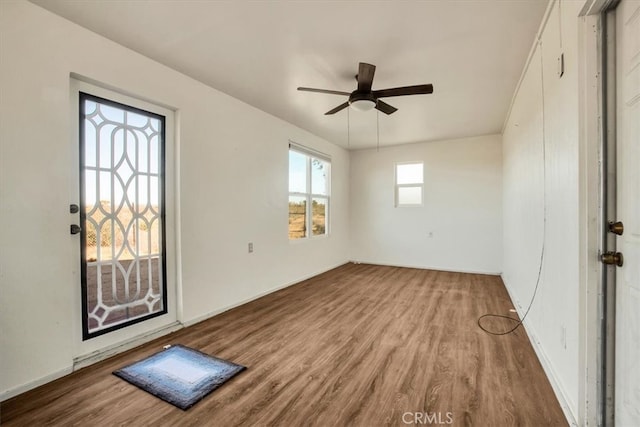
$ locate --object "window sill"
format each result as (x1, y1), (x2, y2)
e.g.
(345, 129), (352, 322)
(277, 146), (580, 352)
(288, 234), (329, 243)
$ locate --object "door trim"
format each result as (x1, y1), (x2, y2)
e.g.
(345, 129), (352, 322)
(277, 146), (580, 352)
(601, 5), (619, 425)
(70, 77), (180, 361)
(578, 1), (619, 424)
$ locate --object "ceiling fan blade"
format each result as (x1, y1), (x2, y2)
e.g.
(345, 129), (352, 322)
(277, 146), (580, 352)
(325, 102), (350, 115)
(375, 100), (398, 115)
(372, 84), (434, 98)
(357, 63), (376, 92)
(298, 87), (350, 96)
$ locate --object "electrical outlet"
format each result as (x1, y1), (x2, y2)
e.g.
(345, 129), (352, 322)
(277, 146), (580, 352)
(248, 242), (253, 253)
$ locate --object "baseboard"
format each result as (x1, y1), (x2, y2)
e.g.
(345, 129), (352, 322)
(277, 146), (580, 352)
(182, 260), (350, 327)
(0, 322), (184, 403)
(350, 260), (501, 276)
(1, 366), (73, 402)
(1, 262), (350, 402)
(1, 262), (350, 401)
(501, 275), (579, 426)
(73, 321), (184, 370)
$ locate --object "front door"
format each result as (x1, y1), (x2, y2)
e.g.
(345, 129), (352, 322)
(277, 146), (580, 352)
(78, 92), (168, 339)
(71, 79), (176, 358)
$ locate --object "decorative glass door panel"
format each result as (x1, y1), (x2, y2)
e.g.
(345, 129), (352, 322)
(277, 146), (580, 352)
(79, 92), (167, 339)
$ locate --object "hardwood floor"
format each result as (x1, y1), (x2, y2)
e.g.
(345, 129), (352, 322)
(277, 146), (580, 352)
(1, 263), (567, 426)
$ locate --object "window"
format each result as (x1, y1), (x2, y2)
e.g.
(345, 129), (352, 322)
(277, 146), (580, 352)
(395, 162), (424, 206)
(288, 144), (330, 239)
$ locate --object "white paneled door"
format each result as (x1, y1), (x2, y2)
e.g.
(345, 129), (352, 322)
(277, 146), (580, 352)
(615, 0), (640, 425)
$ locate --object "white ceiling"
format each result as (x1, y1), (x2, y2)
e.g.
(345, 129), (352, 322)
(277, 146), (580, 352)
(31, 0), (548, 150)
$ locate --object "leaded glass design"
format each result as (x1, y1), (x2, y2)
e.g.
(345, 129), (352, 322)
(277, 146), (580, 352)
(79, 92), (166, 339)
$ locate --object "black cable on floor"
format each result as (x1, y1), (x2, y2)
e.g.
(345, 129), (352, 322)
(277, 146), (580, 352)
(478, 39), (547, 336)
(477, 239), (545, 335)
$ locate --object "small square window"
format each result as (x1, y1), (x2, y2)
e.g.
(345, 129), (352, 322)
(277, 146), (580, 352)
(395, 162), (423, 207)
(396, 163), (423, 185)
(397, 186), (422, 205)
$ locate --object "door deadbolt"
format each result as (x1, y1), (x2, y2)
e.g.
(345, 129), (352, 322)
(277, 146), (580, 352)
(608, 221), (624, 235)
(601, 251), (623, 267)
(70, 224), (81, 235)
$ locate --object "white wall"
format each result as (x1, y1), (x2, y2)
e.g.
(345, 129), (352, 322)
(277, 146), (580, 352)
(0, 0), (350, 399)
(502, 0), (583, 422)
(350, 134), (503, 274)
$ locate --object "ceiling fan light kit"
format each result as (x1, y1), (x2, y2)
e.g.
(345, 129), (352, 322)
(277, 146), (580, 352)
(298, 62), (433, 116)
(349, 98), (376, 112)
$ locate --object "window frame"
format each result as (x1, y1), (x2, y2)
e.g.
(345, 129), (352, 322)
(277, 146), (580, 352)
(395, 161), (424, 207)
(288, 143), (331, 240)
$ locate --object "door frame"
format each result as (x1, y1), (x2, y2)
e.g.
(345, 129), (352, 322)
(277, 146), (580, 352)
(69, 76), (181, 367)
(601, 5), (619, 425)
(576, 0), (614, 426)
(578, 0), (619, 425)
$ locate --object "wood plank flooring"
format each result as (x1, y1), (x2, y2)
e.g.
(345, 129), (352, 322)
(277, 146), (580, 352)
(1, 263), (567, 426)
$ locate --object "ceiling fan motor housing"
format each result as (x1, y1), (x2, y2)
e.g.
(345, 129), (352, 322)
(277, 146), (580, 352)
(349, 91), (377, 104)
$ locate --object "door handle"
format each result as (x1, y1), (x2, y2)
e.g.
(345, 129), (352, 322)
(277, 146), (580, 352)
(608, 221), (624, 235)
(601, 251), (623, 267)
(70, 224), (81, 235)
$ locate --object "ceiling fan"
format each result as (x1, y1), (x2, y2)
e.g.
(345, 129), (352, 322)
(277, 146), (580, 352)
(298, 62), (433, 115)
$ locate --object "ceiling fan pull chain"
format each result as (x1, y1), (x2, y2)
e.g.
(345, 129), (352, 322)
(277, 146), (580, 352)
(376, 109), (380, 152)
(347, 106), (350, 149)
